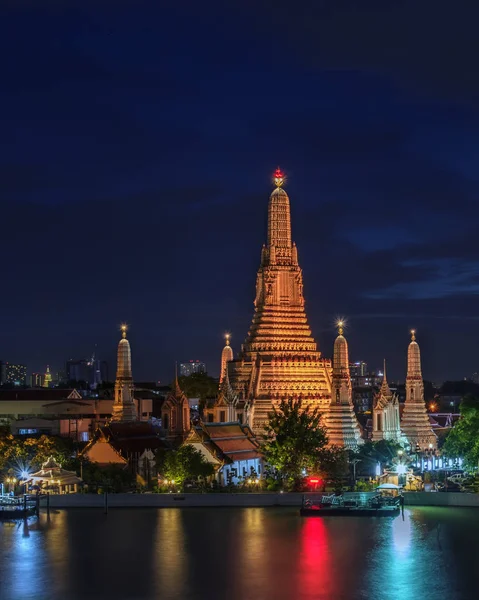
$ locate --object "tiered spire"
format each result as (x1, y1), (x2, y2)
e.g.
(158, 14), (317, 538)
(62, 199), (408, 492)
(228, 169), (331, 433)
(111, 325), (137, 422)
(400, 330), (437, 449)
(379, 359), (391, 398)
(372, 359), (402, 442)
(325, 321), (363, 449)
(220, 333), (233, 383)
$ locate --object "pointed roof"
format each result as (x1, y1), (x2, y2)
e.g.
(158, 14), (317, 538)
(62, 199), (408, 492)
(220, 333), (234, 383)
(333, 321), (349, 377)
(380, 359), (392, 397)
(167, 365), (188, 404)
(217, 366), (238, 406)
(407, 329), (422, 380)
(116, 325), (132, 380)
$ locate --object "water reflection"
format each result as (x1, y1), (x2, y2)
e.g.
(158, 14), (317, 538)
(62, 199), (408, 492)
(296, 517), (334, 600)
(154, 509), (188, 599)
(392, 509), (412, 555)
(1, 507), (478, 600)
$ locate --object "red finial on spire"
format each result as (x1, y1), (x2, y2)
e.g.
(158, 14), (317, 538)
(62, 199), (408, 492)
(273, 167), (285, 187)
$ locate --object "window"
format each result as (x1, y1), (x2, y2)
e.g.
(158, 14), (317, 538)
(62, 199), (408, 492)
(220, 411), (226, 422)
(19, 428), (38, 435)
(208, 413), (214, 423)
(163, 414), (169, 429)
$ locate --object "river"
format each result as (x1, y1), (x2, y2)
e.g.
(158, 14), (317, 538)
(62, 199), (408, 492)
(0, 507), (478, 599)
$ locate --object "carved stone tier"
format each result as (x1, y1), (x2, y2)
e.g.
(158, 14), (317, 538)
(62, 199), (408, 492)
(324, 328), (363, 449)
(228, 181), (332, 434)
(401, 332), (437, 450)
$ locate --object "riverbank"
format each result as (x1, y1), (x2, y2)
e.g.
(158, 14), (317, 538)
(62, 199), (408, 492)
(38, 491), (479, 509)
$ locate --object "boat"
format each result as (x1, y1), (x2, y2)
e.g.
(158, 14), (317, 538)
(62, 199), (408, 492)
(0, 496), (38, 521)
(300, 491), (402, 517)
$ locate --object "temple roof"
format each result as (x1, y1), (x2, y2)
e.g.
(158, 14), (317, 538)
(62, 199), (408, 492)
(83, 422), (168, 456)
(185, 422), (261, 464)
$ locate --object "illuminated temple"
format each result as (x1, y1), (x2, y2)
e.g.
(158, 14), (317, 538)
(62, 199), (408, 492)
(325, 322), (363, 449)
(400, 330), (437, 450)
(228, 169), (332, 434)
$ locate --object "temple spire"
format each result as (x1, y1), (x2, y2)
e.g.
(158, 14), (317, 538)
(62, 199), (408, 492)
(267, 167), (292, 250)
(111, 324), (137, 422)
(326, 319), (363, 449)
(380, 358), (391, 396)
(220, 333), (234, 383)
(401, 329), (437, 449)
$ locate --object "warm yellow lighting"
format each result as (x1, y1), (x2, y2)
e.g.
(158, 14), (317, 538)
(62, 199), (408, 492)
(410, 329), (416, 341)
(336, 318), (346, 335)
(247, 478), (253, 484)
(255, 478), (260, 484)
(120, 323), (128, 338)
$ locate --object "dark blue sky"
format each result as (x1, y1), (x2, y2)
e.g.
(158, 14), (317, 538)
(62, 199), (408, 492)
(1, 1), (479, 383)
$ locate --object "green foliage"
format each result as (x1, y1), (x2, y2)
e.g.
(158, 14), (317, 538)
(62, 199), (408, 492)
(355, 480), (376, 492)
(315, 446), (349, 492)
(177, 373), (218, 402)
(81, 461), (135, 493)
(443, 395), (479, 468)
(352, 439), (403, 476)
(262, 398), (328, 490)
(158, 445), (215, 489)
(0, 429), (76, 477)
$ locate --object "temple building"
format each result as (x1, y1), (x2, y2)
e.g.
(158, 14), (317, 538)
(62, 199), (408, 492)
(371, 360), (402, 442)
(159, 369), (191, 443)
(220, 334), (233, 383)
(325, 322), (363, 449)
(228, 169), (331, 434)
(204, 367), (239, 424)
(111, 325), (137, 422)
(184, 422), (262, 485)
(82, 326), (164, 482)
(400, 330), (437, 450)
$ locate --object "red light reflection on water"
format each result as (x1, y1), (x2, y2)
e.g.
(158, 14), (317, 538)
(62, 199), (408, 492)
(296, 517), (336, 600)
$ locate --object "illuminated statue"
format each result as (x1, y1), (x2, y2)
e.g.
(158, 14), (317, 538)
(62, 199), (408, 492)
(372, 359), (402, 442)
(325, 321), (363, 449)
(228, 169), (332, 433)
(400, 330), (437, 450)
(111, 325), (137, 422)
(220, 333), (233, 383)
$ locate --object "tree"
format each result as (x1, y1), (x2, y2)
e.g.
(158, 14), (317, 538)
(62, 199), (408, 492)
(351, 439), (403, 477)
(315, 446), (349, 492)
(158, 445), (215, 489)
(262, 398), (328, 490)
(443, 395), (479, 468)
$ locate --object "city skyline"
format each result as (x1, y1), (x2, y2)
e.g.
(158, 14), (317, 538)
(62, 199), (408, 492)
(2, 2), (479, 382)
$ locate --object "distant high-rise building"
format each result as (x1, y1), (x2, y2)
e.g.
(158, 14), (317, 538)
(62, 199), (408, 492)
(0, 363), (27, 386)
(350, 361), (368, 377)
(0, 362), (6, 384)
(179, 360), (207, 377)
(66, 357), (108, 387)
(30, 372), (44, 387)
(43, 366), (53, 388)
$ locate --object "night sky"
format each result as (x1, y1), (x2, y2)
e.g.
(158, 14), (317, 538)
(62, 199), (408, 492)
(1, 1), (479, 383)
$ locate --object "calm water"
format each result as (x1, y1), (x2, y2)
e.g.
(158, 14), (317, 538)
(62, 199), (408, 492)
(1, 507), (479, 600)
